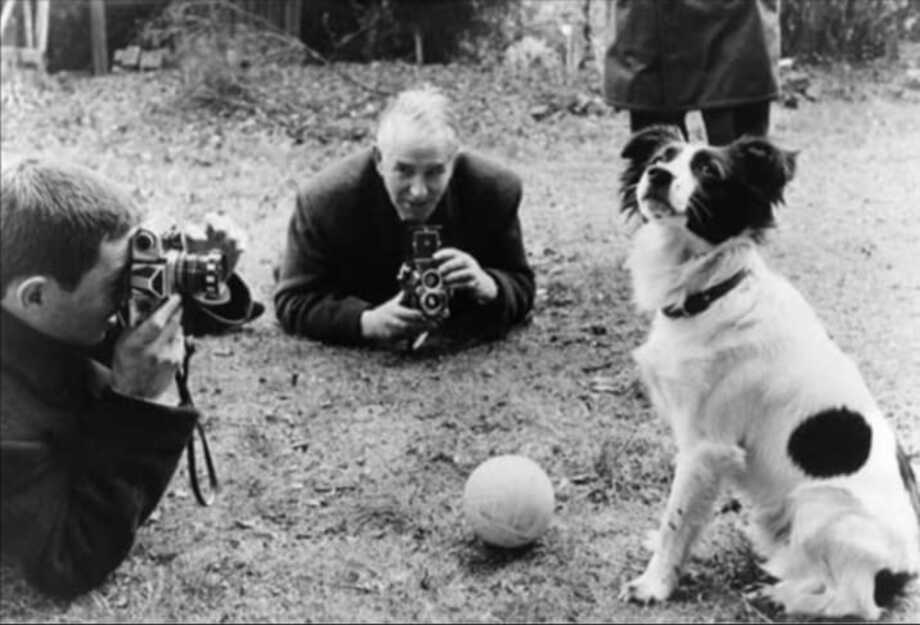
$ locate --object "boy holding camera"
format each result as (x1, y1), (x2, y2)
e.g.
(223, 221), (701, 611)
(275, 85), (535, 346)
(0, 159), (254, 598)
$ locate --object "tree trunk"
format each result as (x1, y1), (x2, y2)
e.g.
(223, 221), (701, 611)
(89, 0), (108, 75)
(362, 3), (381, 61)
(284, 0), (302, 38)
(0, 0), (16, 39)
(23, 0), (33, 49)
(593, 0), (614, 76)
(35, 0), (49, 55)
(581, 0), (592, 69)
(800, 0), (824, 59)
(413, 23), (423, 65)
(884, 7), (900, 62)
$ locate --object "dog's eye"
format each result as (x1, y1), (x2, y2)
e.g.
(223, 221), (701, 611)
(698, 162), (720, 179)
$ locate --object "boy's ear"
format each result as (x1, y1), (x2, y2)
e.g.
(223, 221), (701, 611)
(731, 136), (798, 204)
(15, 276), (48, 309)
(620, 124), (686, 164)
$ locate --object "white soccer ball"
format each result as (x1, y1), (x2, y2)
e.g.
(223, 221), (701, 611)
(462, 454), (555, 548)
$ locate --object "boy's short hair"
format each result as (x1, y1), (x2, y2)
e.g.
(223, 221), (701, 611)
(1, 158), (139, 295)
(376, 84), (459, 152)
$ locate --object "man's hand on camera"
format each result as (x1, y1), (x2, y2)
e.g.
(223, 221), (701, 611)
(184, 212), (246, 274)
(111, 294), (185, 402)
(360, 291), (432, 341)
(433, 247), (498, 304)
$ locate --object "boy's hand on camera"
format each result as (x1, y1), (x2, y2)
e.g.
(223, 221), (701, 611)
(184, 212), (246, 274)
(360, 291), (431, 341)
(433, 247), (498, 303)
(111, 294), (185, 402)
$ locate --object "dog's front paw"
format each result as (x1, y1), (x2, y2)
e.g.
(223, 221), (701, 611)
(619, 570), (675, 604)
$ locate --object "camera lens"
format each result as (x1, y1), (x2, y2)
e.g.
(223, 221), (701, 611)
(421, 270), (441, 288)
(421, 292), (444, 314)
(172, 250), (228, 301)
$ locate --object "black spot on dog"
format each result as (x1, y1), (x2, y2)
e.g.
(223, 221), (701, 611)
(787, 407), (872, 478)
(684, 176), (777, 245)
(684, 137), (796, 245)
(874, 568), (915, 607)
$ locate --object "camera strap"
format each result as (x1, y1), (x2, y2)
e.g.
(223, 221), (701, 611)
(175, 338), (219, 506)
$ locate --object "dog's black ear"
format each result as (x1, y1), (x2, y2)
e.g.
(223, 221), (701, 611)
(619, 125), (685, 219)
(731, 136), (798, 204)
(620, 124), (686, 163)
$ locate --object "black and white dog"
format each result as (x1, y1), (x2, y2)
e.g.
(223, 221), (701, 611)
(617, 125), (920, 619)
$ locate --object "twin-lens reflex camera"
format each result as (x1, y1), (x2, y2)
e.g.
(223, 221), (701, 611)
(397, 224), (450, 322)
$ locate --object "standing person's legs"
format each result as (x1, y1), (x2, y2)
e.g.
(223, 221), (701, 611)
(701, 100), (771, 145)
(629, 110), (689, 140)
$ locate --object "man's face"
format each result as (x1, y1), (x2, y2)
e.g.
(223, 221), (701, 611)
(42, 233), (132, 346)
(375, 122), (457, 223)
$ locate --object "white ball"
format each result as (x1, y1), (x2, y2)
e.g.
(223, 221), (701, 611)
(462, 455), (555, 548)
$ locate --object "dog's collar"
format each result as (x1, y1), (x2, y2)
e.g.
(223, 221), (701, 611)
(662, 269), (749, 319)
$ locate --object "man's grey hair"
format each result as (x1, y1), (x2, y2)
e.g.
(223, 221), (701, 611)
(376, 85), (460, 152)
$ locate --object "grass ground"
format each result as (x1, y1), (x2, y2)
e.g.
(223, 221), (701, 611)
(1, 55), (919, 622)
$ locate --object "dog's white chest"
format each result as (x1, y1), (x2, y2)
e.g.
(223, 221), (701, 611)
(633, 325), (728, 444)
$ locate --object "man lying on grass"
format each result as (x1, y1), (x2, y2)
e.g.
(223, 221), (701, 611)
(275, 85), (535, 347)
(0, 159), (254, 599)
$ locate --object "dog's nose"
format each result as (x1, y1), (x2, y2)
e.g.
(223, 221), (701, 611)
(647, 167), (673, 187)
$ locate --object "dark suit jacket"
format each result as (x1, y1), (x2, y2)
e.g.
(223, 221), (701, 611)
(275, 148), (535, 345)
(0, 309), (197, 599)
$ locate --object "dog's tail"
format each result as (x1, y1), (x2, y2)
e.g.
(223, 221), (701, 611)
(762, 484), (916, 618)
(874, 568), (916, 609)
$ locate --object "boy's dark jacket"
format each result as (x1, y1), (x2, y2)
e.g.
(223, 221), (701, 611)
(274, 148), (535, 345)
(0, 308), (196, 598)
(0, 277), (261, 598)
